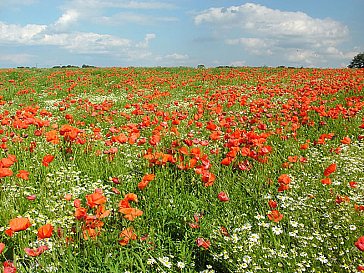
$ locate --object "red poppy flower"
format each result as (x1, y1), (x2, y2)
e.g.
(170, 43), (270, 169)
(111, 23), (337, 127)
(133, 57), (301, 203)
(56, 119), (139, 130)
(0, 157), (16, 168)
(3, 261), (16, 273)
(0, 242), (5, 254)
(45, 130), (59, 144)
(119, 227), (137, 246)
(42, 155), (54, 167)
(323, 163), (336, 177)
(138, 174), (155, 190)
(26, 194), (36, 201)
(278, 184), (290, 192)
(16, 170), (29, 180)
(321, 177), (332, 185)
(278, 174), (291, 185)
(268, 200), (277, 209)
(124, 193), (138, 203)
(221, 157), (232, 166)
(37, 224), (53, 240)
(267, 210), (283, 222)
(220, 226), (230, 237)
(24, 245), (48, 257)
(119, 208), (143, 221)
(86, 191), (107, 208)
(0, 168), (13, 178)
(188, 222), (200, 229)
(74, 207), (87, 220)
(64, 194), (72, 201)
(196, 237), (210, 249)
(217, 191), (229, 202)
(341, 137), (351, 145)
(355, 236), (364, 251)
(111, 187), (120, 194)
(9, 217), (31, 232)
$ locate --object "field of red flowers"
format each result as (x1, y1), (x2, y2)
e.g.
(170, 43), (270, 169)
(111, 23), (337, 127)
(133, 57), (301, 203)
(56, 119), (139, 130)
(0, 67), (363, 272)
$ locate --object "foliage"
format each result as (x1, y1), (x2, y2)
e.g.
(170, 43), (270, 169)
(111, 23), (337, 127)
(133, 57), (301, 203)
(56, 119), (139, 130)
(348, 52), (364, 68)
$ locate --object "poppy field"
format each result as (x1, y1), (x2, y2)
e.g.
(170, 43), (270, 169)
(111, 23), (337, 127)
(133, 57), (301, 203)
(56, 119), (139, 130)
(0, 66), (363, 272)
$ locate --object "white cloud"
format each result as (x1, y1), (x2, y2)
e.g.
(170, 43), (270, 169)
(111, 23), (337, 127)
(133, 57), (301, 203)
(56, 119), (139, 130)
(136, 33), (156, 48)
(56, 0), (177, 28)
(195, 3), (352, 66)
(0, 21), (155, 59)
(226, 37), (275, 55)
(229, 60), (246, 67)
(154, 53), (190, 65)
(0, 53), (34, 64)
(195, 3), (348, 41)
(41, 32), (132, 54)
(163, 53), (189, 60)
(0, 21), (46, 43)
(53, 9), (80, 30)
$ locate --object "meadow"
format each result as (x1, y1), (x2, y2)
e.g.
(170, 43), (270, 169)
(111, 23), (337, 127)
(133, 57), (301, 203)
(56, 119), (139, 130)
(0, 66), (363, 273)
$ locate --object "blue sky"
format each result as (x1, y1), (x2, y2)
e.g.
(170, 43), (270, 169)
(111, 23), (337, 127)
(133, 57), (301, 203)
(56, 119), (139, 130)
(0, 0), (363, 68)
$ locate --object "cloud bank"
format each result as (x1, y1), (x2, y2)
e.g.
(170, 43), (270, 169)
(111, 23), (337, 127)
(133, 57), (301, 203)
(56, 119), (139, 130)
(195, 3), (355, 66)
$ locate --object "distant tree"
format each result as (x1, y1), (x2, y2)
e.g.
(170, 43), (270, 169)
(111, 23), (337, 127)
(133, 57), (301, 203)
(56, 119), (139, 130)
(348, 52), (364, 68)
(82, 64), (96, 68)
(197, 64), (205, 69)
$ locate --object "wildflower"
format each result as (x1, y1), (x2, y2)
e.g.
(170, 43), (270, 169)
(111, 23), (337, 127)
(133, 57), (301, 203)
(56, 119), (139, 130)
(349, 225), (357, 231)
(86, 190), (107, 208)
(42, 155), (55, 167)
(25, 195), (36, 201)
(5, 217), (31, 237)
(74, 207), (87, 220)
(217, 191), (229, 202)
(147, 257), (156, 265)
(272, 226), (283, 235)
(119, 227), (137, 246)
(16, 170), (29, 180)
(138, 173), (155, 190)
(177, 261), (185, 269)
(45, 130), (59, 144)
(268, 199), (277, 209)
(0, 243), (5, 254)
(317, 254), (328, 263)
(323, 163), (336, 177)
(119, 208), (143, 221)
(37, 224), (53, 240)
(340, 137), (351, 145)
(249, 233), (260, 243)
(3, 261), (16, 273)
(0, 168), (12, 178)
(64, 194), (72, 201)
(355, 236), (364, 251)
(267, 210), (283, 222)
(158, 256), (172, 268)
(277, 174), (290, 192)
(278, 174), (291, 185)
(24, 245), (48, 257)
(321, 177), (332, 185)
(243, 255), (252, 264)
(196, 237), (210, 249)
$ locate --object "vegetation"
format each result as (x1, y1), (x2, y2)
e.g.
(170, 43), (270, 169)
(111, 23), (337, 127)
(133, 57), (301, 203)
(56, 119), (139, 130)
(0, 67), (363, 272)
(348, 52), (364, 68)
